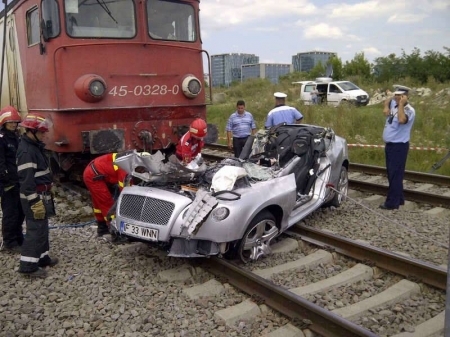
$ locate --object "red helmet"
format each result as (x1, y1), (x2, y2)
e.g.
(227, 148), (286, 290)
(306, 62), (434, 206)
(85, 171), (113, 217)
(0, 106), (21, 127)
(189, 118), (207, 138)
(19, 113), (52, 132)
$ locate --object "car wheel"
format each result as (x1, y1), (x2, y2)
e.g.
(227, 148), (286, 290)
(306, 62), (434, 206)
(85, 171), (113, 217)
(237, 211), (278, 264)
(327, 166), (348, 207)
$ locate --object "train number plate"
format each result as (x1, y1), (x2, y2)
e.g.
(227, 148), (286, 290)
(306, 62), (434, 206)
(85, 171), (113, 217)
(121, 222), (158, 241)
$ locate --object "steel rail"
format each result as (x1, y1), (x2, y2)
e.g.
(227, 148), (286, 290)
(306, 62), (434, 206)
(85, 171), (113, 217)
(349, 179), (450, 208)
(198, 257), (378, 337)
(289, 224), (447, 290)
(350, 163), (450, 187)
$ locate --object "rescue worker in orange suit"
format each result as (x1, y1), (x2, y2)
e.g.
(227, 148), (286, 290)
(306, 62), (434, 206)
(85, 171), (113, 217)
(17, 113), (58, 278)
(175, 118), (208, 165)
(0, 106), (25, 253)
(83, 153), (128, 236)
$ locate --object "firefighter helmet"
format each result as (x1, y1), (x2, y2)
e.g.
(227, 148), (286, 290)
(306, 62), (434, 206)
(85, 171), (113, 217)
(189, 118), (207, 138)
(0, 106), (21, 127)
(19, 113), (52, 132)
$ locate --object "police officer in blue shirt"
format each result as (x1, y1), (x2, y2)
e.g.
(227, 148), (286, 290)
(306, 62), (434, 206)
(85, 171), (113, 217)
(380, 86), (415, 210)
(265, 92), (303, 128)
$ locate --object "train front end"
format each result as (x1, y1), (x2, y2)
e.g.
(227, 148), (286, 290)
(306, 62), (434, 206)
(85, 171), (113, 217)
(8, 0), (208, 173)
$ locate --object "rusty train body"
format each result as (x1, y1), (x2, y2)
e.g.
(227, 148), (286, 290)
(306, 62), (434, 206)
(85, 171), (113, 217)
(0, 0), (211, 175)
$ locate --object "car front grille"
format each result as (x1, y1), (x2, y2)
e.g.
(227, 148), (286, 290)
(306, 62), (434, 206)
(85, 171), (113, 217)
(357, 95), (368, 100)
(119, 194), (175, 226)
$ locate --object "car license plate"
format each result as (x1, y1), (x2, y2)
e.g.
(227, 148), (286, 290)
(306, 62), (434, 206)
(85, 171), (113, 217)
(121, 222), (158, 241)
(360, 99), (367, 102)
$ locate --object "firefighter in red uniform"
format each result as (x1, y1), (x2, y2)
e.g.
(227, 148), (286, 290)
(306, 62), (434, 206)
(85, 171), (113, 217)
(83, 153), (128, 236)
(176, 118), (208, 165)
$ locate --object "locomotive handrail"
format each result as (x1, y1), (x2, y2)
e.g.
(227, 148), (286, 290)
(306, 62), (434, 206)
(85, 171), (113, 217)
(202, 49), (213, 105)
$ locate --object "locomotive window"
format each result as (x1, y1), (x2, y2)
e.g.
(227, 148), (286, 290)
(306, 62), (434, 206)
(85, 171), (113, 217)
(42, 0), (61, 38)
(26, 8), (40, 46)
(147, 0), (196, 42)
(64, 0), (136, 38)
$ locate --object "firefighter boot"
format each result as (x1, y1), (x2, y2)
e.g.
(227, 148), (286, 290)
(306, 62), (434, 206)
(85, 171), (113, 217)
(97, 221), (110, 237)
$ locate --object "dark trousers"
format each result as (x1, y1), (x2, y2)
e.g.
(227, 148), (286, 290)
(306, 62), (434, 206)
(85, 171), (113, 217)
(19, 198), (52, 272)
(232, 137), (249, 158)
(385, 142), (409, 208)
(1, 184), (25, 248)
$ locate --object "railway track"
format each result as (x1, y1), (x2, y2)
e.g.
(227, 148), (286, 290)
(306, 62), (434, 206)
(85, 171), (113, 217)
(155, 225), (446, 337)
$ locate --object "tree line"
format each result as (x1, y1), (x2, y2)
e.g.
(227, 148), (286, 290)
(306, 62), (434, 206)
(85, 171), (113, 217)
(284, 47), (450, 85)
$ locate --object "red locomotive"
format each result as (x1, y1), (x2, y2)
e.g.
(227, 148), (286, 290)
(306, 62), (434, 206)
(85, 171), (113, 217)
(0, 0), (212, 177)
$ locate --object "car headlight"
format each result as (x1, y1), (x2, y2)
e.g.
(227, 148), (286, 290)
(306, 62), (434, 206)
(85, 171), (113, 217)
(211, 207), (229, 221)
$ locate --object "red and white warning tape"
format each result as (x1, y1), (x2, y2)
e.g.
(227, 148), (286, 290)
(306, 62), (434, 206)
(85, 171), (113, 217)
(348, 144), (448, 152)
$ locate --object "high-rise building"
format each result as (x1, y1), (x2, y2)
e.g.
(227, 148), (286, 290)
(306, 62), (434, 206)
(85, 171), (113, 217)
(241, 63), (292, 84)
(211, 53), (259, 87)
(292, 51), (336, 73)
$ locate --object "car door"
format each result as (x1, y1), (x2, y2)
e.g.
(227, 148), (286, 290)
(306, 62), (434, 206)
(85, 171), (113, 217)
(327, 83), (342, 106)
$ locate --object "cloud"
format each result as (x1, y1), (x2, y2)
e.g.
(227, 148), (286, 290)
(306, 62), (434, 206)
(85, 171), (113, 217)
(387, 13), (428, 24)
(303, 23), (360, 42)
(200, 0), (316, 30)
(361, 47), (382, 56)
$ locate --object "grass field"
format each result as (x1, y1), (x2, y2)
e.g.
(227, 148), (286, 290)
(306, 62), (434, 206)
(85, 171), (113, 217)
(206, 79), (450, 176)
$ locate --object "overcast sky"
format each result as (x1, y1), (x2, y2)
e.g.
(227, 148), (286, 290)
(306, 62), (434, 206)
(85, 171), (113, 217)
(199, 0), (450, 66)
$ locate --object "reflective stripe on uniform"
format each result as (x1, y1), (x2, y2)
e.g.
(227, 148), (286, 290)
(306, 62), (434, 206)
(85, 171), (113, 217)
(20, 192), (39, 200)
(93, 208), (102, 214)
(35, 168), (51, 177)
(112, 153), (119, 171)
(20, 255), (40, 263)
(17, 162), (37, 172)
(118, 181), (124, 188)
(40, 250), (49, 258)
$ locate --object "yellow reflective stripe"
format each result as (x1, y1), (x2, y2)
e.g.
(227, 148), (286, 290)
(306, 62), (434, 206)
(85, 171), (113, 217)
(93, 208), (102, 214)
(118, 181), (124, 188)
(105, 214), (116, 221)
(112, 153), (118, 171)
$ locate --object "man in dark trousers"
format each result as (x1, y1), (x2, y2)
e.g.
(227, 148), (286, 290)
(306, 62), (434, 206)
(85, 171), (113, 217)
(226, 100), (257, 158)
(380, 86), (415, 210)
(17, 113), (58, 278)
(0, 106), (25, 253)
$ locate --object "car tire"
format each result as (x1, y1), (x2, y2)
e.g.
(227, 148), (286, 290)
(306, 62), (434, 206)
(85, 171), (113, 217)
(236, 211), (278, 264)
(325, 166), (348, 207)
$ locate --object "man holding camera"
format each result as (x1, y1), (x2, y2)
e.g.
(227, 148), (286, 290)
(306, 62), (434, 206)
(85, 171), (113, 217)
(380, 86), (415, 210)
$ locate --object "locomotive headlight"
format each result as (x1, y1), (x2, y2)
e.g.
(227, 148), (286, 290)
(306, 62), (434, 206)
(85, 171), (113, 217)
(182, 75), (202, 98)
(74, 74), (107, 103)
(89, 80), (106, 97)
(211, 207), (229, 221)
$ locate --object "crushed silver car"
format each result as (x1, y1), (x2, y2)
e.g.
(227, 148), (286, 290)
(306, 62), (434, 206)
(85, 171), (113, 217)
(111, 124), (349, 263)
